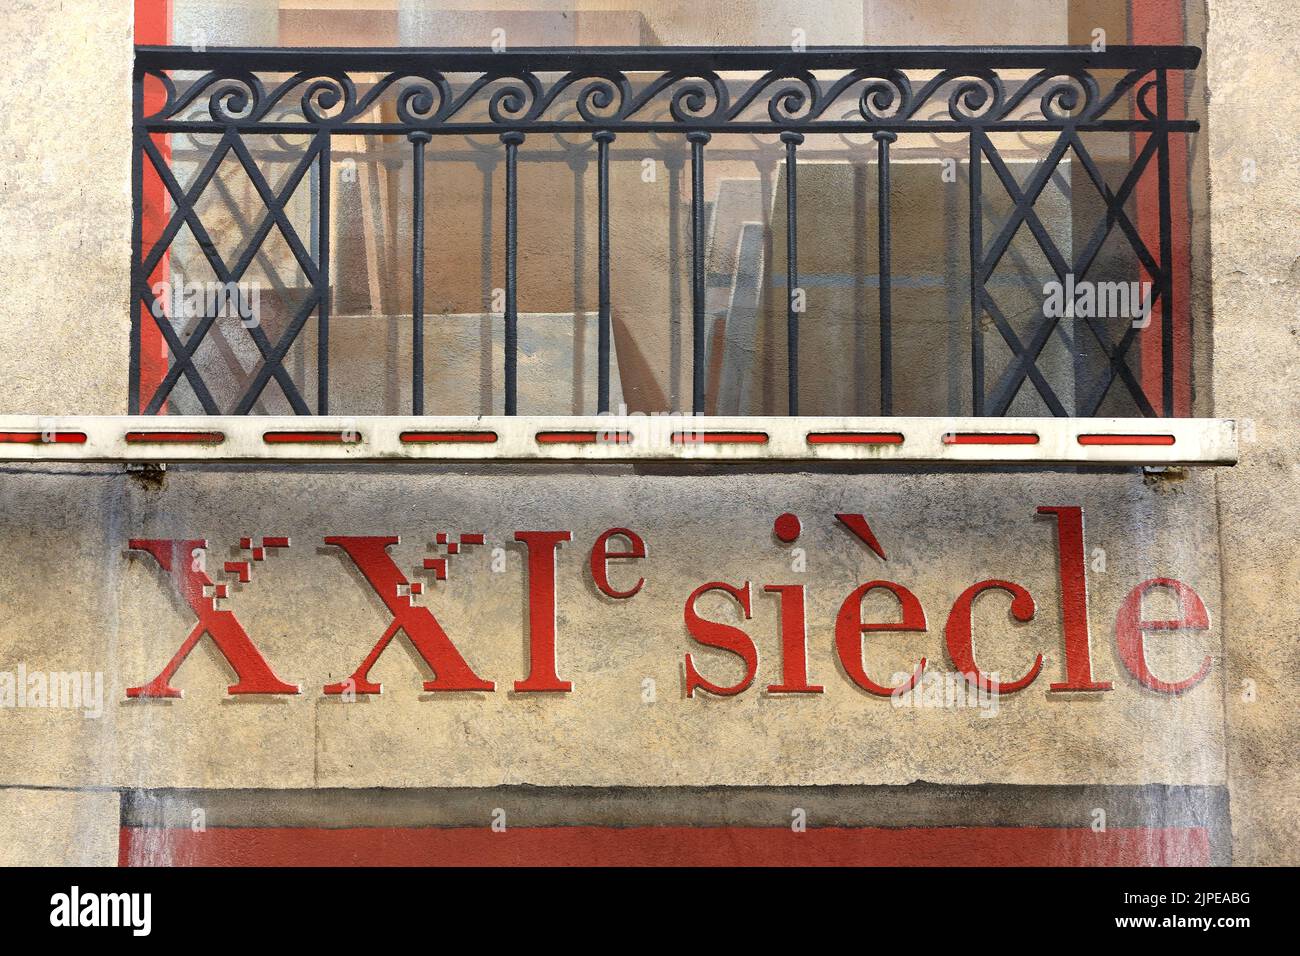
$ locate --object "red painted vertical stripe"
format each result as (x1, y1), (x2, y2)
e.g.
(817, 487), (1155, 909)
(1132, 0), (1192, 416)
(136, 0), (171, 412)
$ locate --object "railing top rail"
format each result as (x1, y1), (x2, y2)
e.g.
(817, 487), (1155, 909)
(136, 44), (1202, 72)
(134, 43), (1202, 136)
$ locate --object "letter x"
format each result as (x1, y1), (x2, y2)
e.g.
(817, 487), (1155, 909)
(324, 536), (494, 694)
(127, 538), (299, 697)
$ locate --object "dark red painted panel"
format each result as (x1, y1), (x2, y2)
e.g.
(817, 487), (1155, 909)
(135, 0), (172, 411)
(1133, 0), (1192, 416)
(120, 825), (1210, 867)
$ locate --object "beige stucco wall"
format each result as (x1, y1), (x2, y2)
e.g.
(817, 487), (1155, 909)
(1207, 0), (1300, 866)
(0, 1), (131, 416)
(0, 789), (120, 866)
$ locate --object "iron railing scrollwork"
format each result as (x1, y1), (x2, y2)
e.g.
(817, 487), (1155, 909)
(132, 45), (1201, 418)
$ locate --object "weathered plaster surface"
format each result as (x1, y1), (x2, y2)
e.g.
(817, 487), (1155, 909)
(0, 788), (120, 866)
(1207, 0), (1300, 866)
(0, 1), (131, 415)
(0, 467), (1227, 791)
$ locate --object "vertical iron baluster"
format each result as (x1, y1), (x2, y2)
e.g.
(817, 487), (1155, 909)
(502, 131), (524, 415)
(874, 131), (896, 416)
(968, 129), (984, 416)
(129, 70), (144, 415)
(852, 162), (870, 415)
(687, 130), (710, 415)
(478, 158), (495, 412)
(570, 155), (587, 413)
(666, 155), (684, 410)
(758, 158), (776, 413)
(1155, 69), (1175, 417)
(594, 131), (615, 414)
(305, 140), (319, 390)
(317, 131), (331, 415)
(781, 131), (803, 416)
(409, 131), (430, 415)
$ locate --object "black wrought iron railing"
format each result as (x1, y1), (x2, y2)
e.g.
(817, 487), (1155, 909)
(132, 45), (1201, 418)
